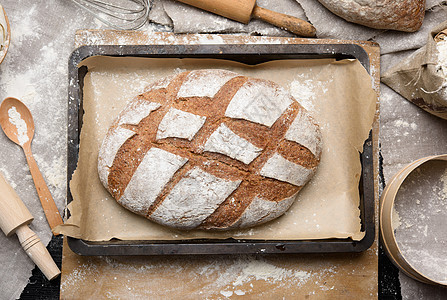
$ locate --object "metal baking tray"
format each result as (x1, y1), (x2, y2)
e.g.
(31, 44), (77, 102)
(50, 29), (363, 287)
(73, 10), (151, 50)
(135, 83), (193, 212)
(67, 43), (375, 255)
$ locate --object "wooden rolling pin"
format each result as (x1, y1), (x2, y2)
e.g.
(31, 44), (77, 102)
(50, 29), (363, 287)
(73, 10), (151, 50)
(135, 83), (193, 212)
(0, 172), (60, 280)
(177, 0), (316, 37)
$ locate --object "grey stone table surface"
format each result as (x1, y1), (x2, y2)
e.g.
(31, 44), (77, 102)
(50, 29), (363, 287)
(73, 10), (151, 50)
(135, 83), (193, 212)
(0, 2), (100, 299)
(0, 0), (446, 299)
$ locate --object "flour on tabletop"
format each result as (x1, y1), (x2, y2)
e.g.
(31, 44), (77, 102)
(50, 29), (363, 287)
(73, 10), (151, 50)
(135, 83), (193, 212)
(393, 119), (417, 130)
(60, 263), (99, 294)
(93, 13), (107, 28)
(33, 153), (65, 189)
(220, 290), (233, 297)
(8, 106), (29, 145)
(76, 30), (298, 49)
(232, 259), (311, 286)
(1, 68), (36, 99)
(63, 256), (320, 298)
(0, 167), (16, 188)
(11, 4), (39, 46)
(440, 168), (447, 199)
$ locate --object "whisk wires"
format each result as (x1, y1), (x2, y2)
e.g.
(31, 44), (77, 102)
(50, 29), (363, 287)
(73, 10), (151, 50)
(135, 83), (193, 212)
(71, 0), (151, 30)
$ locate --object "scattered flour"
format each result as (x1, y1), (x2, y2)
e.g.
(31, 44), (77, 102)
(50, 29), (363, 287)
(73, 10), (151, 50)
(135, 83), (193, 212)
(393, 119), (417, 130)
(394, 161), (447, 283)
(33, 153), (65, 190)
(7, 106), (28, 145)
(0, 167), (16, 188)
(436, 39), (447, 97)
(76, 31), (296, 48)
(290, 79), (316, 111)
(11, 4), (38, 46)
(60, 255), (322, 298)
(232, 259), (311, 286)
(441, 167), (447, 199)
(392, 206), (401, 230)
(289, 77), (331, 112)
(436, 39), (447, 79)
(220, 290), (233, 297)
(60, 263), (99, 294)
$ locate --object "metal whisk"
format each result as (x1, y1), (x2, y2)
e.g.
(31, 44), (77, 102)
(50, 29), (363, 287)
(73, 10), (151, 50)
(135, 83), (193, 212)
(71, 0), (151, 30)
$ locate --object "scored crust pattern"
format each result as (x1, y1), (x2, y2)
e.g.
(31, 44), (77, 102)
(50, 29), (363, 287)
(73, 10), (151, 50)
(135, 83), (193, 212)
(98, 69), (322, 230)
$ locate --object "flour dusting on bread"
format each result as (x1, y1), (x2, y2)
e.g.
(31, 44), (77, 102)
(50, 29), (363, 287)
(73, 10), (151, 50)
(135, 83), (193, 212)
(204, 123), (262, 164)
(98, 69), (322, 230)
(120, 147), (188, 214)
(157, 107), (206, 140)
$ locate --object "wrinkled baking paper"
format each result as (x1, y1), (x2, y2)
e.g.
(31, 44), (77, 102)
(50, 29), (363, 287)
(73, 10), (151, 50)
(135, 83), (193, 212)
(57, 57), (376, 241)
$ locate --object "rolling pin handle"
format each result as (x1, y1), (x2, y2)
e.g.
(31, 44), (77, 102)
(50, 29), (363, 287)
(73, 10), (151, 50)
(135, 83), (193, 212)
(15, 225), (61, 280)
(252, 5), (317, 37)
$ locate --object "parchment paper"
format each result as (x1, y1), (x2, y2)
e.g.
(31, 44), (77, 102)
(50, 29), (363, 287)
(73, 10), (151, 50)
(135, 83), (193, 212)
(57, 57), (376, 241)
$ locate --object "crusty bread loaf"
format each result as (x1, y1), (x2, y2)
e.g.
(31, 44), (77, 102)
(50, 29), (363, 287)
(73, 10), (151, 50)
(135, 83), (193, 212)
(317, 0), (425, 32)
(98, 69), (322, 230)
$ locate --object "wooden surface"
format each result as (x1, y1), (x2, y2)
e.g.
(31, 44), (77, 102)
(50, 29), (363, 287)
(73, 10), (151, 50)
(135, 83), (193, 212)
(60, 31), (380, 299)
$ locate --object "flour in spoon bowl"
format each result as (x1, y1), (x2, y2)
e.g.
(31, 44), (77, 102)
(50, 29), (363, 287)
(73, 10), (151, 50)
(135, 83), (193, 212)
(8, 106), (28, 145)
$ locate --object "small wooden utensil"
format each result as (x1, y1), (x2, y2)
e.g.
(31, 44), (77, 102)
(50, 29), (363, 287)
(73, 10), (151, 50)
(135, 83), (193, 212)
(0, 97), (64, 233)
(0, 172), (60, 280)
(176, 0), (316, 37)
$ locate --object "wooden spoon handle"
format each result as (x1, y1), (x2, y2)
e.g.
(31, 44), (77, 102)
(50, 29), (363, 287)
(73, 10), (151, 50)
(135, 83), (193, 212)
(252, 5), (316, 37)
(23, 146), (63, 232)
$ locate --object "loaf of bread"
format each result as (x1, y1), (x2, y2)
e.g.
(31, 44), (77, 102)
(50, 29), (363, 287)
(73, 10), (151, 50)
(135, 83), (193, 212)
(98, 69), (322, 230)
(317, 0), (425, 32)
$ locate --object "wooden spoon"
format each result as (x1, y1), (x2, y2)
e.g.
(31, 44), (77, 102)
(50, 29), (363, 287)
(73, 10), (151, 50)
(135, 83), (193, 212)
(0, 97), (63, 233)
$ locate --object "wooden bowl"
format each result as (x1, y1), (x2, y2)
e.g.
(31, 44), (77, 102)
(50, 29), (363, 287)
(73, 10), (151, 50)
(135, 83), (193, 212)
(0, 5), (10, 64)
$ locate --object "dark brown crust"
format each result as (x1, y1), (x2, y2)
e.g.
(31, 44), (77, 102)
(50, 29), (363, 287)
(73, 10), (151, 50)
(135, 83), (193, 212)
(104, 70), (321, 229)
(277, 139), (319, 169)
